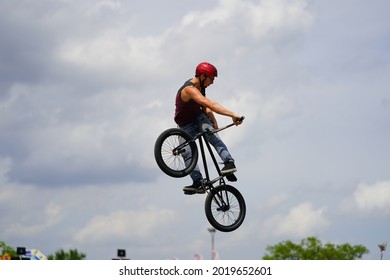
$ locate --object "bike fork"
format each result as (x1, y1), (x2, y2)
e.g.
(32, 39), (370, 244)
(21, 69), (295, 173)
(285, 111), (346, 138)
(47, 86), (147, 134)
(212, 186), (230, 212)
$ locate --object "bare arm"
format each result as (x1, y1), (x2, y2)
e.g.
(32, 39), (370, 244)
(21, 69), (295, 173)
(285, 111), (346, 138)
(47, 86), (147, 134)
(182, 86), (243, 125)
(204, 107), (218, 129)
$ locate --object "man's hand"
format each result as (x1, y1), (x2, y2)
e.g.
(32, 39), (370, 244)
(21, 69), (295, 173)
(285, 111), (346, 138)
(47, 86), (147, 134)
(232, 115), (244, 125)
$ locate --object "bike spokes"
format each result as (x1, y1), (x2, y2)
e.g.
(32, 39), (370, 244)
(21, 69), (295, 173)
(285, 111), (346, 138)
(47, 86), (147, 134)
(162, 135), (187, 170)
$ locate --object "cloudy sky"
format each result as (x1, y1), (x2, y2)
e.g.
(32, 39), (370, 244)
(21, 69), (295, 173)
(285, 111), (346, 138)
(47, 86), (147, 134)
(1, 0), (389, 260)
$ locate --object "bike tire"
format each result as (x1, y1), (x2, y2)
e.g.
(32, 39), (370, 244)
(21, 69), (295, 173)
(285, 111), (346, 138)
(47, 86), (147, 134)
(154, 128), (198, 178)
(205, 184), (246, 232)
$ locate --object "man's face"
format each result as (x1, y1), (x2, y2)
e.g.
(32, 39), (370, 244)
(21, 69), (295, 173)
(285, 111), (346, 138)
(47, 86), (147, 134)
(203, 75), (215, 87)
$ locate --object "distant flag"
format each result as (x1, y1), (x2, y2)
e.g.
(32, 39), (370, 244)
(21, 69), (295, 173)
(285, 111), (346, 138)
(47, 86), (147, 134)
(211, 250), (219, 260)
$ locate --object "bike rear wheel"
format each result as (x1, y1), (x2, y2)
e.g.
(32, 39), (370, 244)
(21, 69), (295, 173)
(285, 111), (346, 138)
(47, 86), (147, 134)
(154, 128), (198, 178)
(205, 184), (246, 232)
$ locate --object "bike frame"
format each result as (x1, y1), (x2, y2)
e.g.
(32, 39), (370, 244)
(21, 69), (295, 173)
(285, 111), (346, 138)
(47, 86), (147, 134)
(185, 119), (242, 191)
(197, 132), (225, 189)
(196, 125), (241, 212)
(172, 117), (244, 192)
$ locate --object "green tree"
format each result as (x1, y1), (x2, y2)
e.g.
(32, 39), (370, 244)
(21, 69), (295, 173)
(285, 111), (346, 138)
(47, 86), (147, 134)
(262, 237), (369, 260)
(0, 241), (17, 258)
(48, 249), (86, 260)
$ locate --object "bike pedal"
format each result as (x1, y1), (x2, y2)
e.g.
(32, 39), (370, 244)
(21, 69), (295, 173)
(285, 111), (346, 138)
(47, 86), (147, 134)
(196, 188), (206, 194)
(184, 191), (196, 195)
(226, 173), (237, 182)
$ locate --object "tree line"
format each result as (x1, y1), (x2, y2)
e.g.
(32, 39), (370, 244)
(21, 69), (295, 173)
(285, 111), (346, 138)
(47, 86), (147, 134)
(1, 237), (370, 260)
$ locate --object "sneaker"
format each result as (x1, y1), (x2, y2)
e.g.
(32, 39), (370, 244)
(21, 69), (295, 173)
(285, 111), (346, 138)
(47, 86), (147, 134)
(183, 180), (205, 195)
(221, 162), (237, 175)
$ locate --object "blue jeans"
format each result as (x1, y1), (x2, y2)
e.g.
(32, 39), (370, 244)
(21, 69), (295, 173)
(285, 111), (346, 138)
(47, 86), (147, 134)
(179, 113), (235, 183)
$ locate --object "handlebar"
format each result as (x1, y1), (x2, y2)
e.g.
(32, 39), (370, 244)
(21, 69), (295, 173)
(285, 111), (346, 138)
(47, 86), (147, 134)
(210, 116), (245, 134)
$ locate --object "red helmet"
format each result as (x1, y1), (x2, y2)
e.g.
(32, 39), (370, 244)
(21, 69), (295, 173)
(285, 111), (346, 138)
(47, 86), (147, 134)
(195, 62), (218, 77)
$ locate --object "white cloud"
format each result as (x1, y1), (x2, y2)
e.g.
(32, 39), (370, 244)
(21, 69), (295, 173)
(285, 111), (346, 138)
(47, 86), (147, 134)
(84, 0), (123, 17)
(182, 0), (313, 38)
(170, 0), (313, 62)
(264, 192), (289, 209)
(56, 0), (314, 84)
(74, 207), (177, 244)
(246, 0), (314, 40)
(58, 35), (165, 82)
(260, 95), (296, 123)
(263, 202), (329, 238)
(0, 196), (64, 238)
(353, 181), (390, 215)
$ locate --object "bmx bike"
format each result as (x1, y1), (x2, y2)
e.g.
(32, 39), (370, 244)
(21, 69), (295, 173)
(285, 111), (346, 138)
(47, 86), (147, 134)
(154, 117), (246, 232)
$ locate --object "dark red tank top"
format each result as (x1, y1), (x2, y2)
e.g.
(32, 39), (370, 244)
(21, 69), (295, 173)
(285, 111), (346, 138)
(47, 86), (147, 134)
(174, 80), (205, 126)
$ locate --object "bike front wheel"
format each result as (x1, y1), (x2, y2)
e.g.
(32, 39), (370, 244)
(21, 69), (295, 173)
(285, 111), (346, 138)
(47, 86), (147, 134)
(154, 128), (198, 178)
(204, 184), (246, 232)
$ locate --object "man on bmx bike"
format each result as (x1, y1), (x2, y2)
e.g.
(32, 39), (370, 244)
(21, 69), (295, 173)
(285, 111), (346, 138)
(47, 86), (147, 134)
(174, 62), (244, 194)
